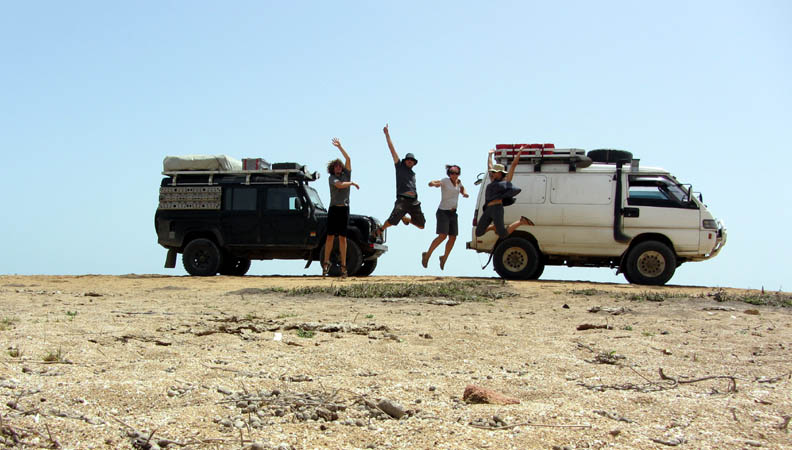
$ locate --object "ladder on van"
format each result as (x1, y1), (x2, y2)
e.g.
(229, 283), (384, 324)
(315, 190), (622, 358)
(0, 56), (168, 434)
(494, 143), (592, 172)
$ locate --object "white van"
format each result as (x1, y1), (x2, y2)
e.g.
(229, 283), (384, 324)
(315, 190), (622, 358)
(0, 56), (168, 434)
(466, 145), (726, 285)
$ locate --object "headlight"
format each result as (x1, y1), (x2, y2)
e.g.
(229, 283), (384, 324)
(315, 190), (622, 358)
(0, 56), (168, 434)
(702, 219), (718, 230)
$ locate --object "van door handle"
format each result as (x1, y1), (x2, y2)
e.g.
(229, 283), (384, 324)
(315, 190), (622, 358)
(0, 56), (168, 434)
(623, 207), (640, 218)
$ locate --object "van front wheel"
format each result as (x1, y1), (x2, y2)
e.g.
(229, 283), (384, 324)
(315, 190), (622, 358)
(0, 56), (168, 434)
(493, 238), (540, 280)
(623, 241), (676, 285)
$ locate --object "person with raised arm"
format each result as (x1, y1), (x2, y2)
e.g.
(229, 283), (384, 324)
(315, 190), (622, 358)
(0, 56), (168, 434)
(321, 137), (360, 277)
(376, 124), (426, 236)
(475, 146), (534, 239)
(421, 164), (468, 270)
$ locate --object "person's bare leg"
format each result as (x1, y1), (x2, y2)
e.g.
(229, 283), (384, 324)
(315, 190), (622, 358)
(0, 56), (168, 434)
(322, 235), (336, 276)
(505, 216), (534, 236)
(376, 221), (394, 236)
(423, 234), (447, 268)
(338, 236), (348, 277)
(439, 235), (456, 270)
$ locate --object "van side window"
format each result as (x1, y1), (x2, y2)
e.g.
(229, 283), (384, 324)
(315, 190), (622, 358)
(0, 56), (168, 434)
(223, 187), (257, 211)
(266, 187), (303, 211)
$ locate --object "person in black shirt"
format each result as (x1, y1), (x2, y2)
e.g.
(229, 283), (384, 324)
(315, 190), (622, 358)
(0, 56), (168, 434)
(476, 147), (534, 238)
(376, 124), (426, 236)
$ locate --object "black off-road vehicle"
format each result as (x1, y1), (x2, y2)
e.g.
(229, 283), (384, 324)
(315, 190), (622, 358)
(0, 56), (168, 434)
(154, 160), (387, 276)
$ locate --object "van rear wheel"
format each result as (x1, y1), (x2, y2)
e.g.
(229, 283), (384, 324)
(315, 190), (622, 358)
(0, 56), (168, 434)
(493, 237), (540, 280)
(623, 241), (676, 285)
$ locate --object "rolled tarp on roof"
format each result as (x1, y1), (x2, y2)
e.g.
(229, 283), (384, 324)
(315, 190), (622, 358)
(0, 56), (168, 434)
(163, 155), (243, 172)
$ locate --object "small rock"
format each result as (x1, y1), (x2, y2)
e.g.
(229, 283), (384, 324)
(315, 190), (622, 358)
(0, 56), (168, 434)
(744, 309), (760, 315)
(377, 399), (406, 419)
(462, 385), (519, 405)
(217, 387), (232, 395)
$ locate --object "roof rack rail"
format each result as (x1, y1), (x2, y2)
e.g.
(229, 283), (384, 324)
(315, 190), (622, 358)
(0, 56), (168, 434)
(494, 144), (592, 172)
(162, 166), (320, 186)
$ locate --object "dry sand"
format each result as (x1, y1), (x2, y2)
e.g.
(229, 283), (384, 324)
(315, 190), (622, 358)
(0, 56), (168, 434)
(1, 275), (790, 449)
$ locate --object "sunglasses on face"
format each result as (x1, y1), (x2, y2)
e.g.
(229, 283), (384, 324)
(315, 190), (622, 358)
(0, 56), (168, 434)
(449, 171), (460, 175)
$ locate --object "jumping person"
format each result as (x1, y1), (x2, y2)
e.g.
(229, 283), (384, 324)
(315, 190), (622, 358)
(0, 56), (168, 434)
(422, 164), (469, 270)
(376, 124), (426, 235)
(322, 138), (360, 277)
(476, 147), (534, 239)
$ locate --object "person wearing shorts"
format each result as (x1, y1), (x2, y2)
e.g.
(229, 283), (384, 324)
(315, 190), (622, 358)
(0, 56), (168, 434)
(476, 147), (534, 239)
(376, 124), (426, 235)
(422, 164), (468, 270)
(322, 138), (359, 277)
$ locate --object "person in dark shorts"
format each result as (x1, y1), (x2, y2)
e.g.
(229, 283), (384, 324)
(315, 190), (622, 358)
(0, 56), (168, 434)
(422, 164), (469, 270)
(322, 137), (360, 277)
(476, 146), (534, 239)
(376, 124), (426, 235)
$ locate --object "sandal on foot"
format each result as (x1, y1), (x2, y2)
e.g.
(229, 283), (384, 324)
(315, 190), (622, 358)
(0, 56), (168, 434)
(439, 255), (447, 271)
(340, 265), (348, 278)
(421, 252), (429, 268)
(321, 261), (330, 277)
(520, 216), (535, 226)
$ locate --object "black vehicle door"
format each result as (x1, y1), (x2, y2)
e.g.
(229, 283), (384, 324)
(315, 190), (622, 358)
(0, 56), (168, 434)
(220, 186), (261, 245)
(261, 186), (313, 247)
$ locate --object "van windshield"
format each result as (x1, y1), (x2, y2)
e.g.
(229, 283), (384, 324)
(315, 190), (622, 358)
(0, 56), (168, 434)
(305, 186), (327, 211)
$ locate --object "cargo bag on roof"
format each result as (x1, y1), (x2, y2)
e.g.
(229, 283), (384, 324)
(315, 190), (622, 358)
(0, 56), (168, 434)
(163, 154), (243, 172)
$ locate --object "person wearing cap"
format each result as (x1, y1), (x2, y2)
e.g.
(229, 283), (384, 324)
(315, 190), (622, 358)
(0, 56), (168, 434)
(476, 146), (534, 239)
(422, 164), (468, 270)
(376, 124), (426, 235)
(321, 137), (360, 277)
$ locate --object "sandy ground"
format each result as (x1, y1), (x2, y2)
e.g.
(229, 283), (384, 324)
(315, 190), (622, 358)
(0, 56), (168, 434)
(0, 274), (790, 450)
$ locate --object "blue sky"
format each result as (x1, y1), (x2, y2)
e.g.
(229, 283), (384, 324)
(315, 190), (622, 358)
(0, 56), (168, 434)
(1, 1), (789, 290)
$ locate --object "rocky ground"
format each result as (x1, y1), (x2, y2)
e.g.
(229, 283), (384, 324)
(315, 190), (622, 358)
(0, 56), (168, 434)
(0, 274), (790, 449)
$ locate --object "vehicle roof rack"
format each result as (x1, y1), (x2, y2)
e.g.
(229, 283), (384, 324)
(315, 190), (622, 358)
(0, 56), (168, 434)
(494, 143), (592, 172)
(162, 166), (320, 186)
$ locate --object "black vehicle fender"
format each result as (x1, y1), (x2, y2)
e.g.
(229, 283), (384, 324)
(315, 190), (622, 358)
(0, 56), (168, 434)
(181, 229), (224, 251)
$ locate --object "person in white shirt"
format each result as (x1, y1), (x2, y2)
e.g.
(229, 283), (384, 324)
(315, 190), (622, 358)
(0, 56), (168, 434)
(422, 165), (469, 270)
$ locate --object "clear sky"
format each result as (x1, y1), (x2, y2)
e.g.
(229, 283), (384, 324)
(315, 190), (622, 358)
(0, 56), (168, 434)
(1, 1), (790, 290)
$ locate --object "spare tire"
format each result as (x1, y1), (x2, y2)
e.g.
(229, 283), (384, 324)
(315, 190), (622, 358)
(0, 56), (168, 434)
(587, 149), (633, 164)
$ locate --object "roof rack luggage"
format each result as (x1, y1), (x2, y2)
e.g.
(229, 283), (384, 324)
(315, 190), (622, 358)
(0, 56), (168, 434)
(162, 156), (319, 186)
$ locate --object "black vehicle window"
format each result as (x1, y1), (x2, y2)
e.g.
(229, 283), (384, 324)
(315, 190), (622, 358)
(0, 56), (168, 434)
(224, 187), (257, 211)
(266, 187), (303, 211)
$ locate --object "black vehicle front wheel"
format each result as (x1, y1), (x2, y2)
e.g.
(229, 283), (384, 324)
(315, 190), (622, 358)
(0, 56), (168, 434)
(355, 258), (378, 277)
(219, 256), (251, 276)
(493, 237), (541, 280)
(319, 240), (362, 277)
(622, 240), (676, 285)
(182, 238), (222, 276)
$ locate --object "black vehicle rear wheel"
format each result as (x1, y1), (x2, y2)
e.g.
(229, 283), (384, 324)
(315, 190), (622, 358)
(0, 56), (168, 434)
(319, 240), (362, 277)
(355, 259), (378, 277)
(493, 237), (541, 280)
(182, 238), (222, 276)
(219, 256), (251, 276)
